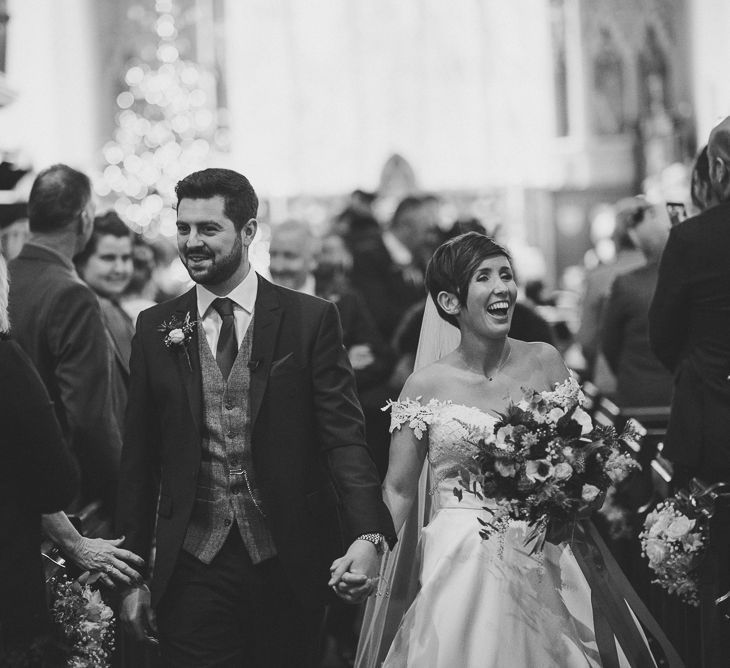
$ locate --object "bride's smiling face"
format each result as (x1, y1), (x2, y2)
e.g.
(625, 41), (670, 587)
(457, 255), (517, 339)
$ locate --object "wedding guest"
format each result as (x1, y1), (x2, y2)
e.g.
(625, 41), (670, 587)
(383, 194), (442, 292)
(602, 198), (673, 407)
(0, 201), (29, 260)
(650, 116), (730, 667)
(8, 164), (123, 516)
(117, 169), (394, 667)
(577, 198), (645, 388)
(0, 253), (79, 663)
(75, 211), (135, 424)
(690, 145), (717, 214)
(336, 206), (418, 340)
(121, 235), (161, 325)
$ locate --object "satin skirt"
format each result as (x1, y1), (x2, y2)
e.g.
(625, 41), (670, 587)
(381, 506), (633, 668)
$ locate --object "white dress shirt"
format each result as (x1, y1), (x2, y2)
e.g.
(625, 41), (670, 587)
(196, 269), (258, 355)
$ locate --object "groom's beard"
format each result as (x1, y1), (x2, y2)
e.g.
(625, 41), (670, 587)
(181, 234), (243, 286)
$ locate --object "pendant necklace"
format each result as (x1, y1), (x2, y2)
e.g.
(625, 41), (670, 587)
(487, 341), (511, 382)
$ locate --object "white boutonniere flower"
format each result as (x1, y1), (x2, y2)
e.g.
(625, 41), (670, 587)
(158, 312), (198, 370)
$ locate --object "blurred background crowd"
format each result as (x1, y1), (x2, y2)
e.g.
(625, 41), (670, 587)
(1, 0), (730, 666)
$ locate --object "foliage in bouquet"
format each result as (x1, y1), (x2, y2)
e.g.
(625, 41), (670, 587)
(51, 573), (115, 667)
(640, 495), (707, 606)
(454, 378), (639, 544)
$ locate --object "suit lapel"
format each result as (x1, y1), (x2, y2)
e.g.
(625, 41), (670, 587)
(250, 276), (282, 427)
(173, 288), (203, 436)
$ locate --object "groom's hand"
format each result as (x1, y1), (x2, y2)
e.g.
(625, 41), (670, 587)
(120, 584), (158, 644)
(328, 539), (380, 604)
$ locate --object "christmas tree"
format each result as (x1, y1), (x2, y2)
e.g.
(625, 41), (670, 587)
(96, 0), (226, 237)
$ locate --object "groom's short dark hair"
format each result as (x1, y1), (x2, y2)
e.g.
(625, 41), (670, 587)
(425, 231), (512, 328)
(175, 168), (258, 231)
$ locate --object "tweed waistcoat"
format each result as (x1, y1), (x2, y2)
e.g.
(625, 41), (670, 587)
(182, 317), (277, 564)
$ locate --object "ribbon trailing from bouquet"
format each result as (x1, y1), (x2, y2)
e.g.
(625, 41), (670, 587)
(569, 520), (685, 668)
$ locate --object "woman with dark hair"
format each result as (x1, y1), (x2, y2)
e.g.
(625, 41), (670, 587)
(75, 211), (135, 417)
(349, 233), (671, 666)
(0, 253), (79, 661)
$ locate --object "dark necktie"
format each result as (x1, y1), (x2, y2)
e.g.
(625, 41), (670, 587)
(211, 297), (238, 380)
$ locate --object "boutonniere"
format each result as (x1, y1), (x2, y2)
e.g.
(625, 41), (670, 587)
(158, 312), (197, 371)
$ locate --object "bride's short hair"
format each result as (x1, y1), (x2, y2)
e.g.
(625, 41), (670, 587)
(425, 231), (512, 327)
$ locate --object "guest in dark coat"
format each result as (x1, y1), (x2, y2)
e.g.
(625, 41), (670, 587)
(650, 115), (730, 668)
(337, 207), (422, 340)
(650, 119), (730, 483)
(8, 165), (122, 514)
(0, 253), (79, 662)
(602, 198), (673, 408)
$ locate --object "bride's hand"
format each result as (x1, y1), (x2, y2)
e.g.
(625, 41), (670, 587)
(329, 540), (380, 603)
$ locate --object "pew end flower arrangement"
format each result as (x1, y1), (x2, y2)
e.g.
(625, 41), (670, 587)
(50, 570), (115, 667)
(454, 377), (640, 551)
(640, 493), (708, 606)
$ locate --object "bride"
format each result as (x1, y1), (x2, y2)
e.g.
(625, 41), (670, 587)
(335, 233), (680, 667)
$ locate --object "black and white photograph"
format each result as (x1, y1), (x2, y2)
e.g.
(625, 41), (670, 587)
(1, 1), (729, 667)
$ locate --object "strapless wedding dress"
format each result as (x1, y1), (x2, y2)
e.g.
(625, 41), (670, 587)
(379, 400), (642, 668)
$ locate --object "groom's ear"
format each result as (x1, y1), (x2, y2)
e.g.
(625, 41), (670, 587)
(436, 290), (460, 316)
(241, 218), (257, 247)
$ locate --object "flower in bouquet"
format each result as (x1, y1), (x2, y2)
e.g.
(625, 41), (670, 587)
(639, 495), (707, 606)
(51, 573), (115, 667)
(454, 377), (640, 549)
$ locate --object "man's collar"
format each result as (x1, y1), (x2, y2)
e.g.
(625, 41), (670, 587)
(22, 240), (76, 272)
(299, 274), (317, 297)
(196, 268), (258, 317)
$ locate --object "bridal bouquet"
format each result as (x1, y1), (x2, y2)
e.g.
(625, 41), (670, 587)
(640, 494), (707, 606)
(51, 572), (115, 667)
(454, 377), (639, 548)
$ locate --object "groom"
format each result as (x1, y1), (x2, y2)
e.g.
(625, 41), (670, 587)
(117, 168), (395, 667)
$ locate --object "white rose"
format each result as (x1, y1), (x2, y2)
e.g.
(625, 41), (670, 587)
(581, 483), (601, 503)
(168, 328), (185, 344)
(644, 538), (668, 565)
(665, 516), (696, 540)
(553, 462), (573, 482)
(572, 407), (593, 436)
(495, 425), (515, 450)
(648, 513), (672, 537)
(547, 407), (565, 423)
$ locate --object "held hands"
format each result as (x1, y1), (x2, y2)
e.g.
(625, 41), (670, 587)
(66, 535), (145, 589)
(328, 539), (381, 604)
(120, 584), (158, 645)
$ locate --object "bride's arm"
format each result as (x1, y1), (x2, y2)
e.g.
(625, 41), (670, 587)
(382, 425), (428, 535)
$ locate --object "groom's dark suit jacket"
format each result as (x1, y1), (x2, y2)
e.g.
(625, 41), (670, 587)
(117, 275), (395, 608)
(649, 203), (730, 477)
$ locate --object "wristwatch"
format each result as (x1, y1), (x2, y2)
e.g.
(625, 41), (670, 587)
(357, 532), (386, 555)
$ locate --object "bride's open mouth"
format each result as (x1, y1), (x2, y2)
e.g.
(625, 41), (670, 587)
(486, 300), (510, 318)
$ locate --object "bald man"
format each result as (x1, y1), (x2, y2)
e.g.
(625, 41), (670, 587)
(268, 220), (318, 294)
(649, 116), (730, 666)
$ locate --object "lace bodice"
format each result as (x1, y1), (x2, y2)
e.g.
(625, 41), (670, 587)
(386, 399), (499, 510)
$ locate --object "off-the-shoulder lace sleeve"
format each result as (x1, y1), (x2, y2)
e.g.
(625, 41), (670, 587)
(382, 397), (434, 440)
